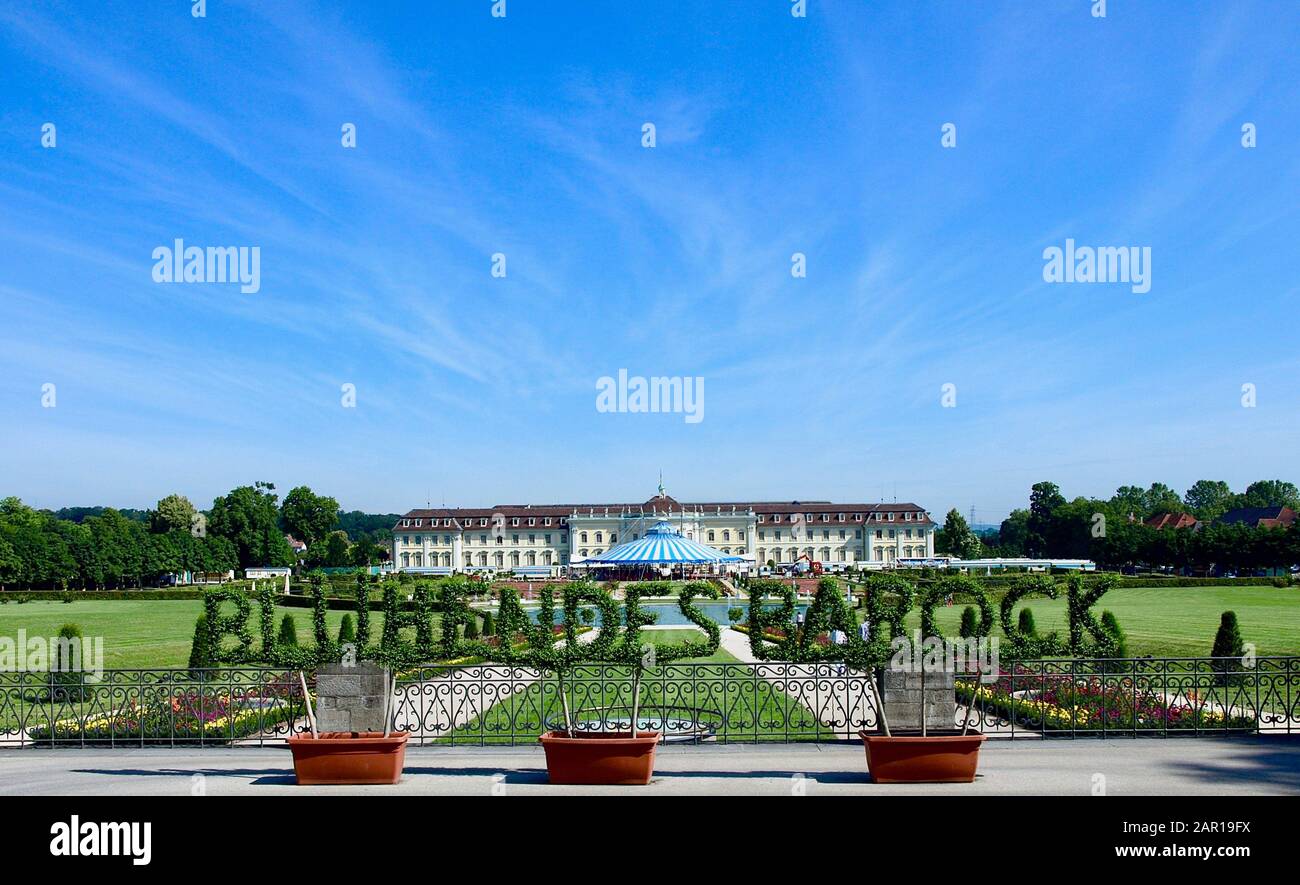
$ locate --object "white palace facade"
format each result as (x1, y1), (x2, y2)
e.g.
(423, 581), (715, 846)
(391, 492), (935, 577)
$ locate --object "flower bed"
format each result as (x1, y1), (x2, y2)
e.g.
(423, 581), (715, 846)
(956, 669), (1256, 732)
(26, 675), (301, 743)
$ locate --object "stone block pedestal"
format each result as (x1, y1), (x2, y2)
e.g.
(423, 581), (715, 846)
(314, 663), (392, 733)
(880, 669), (955, 732)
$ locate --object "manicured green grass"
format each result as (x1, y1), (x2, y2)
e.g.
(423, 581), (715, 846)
(642, 628), (740, 664)
(0, 600), (413, 669)
(906, 584), (1300, 657)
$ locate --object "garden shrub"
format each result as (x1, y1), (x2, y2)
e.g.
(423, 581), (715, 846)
(338, 613), (355, 644)
(481, 610), (495, 636)
(277, 614), (299, 648)
(1211, 610), (1246, 686)
(1017, 606), (1037, 636)
(187, 613), (212, 671)
(959, 606), (978, 638)
(1099, 610), (1127, 658)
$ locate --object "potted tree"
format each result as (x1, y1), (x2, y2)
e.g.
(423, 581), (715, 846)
(744, 574), (987, 783)
(286, 665), (407, 785)
(490, 579), (721, 785)
(283, 575), (410, 785)
(858, 576), (990, 782)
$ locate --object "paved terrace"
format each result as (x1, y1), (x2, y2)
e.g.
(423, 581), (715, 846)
(4, 738), (1299, 796)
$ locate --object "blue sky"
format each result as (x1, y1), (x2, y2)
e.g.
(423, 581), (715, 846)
(1, 0), (1297, 520)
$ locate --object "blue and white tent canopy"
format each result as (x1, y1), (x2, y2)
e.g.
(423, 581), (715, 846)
(583, 521), (746, 565)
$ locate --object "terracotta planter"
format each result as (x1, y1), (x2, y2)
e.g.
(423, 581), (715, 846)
(859, 730), (986, 783)
(538, 731), (660, 785)
(287, 731), (409, 785)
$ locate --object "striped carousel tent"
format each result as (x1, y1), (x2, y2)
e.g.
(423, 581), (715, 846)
(583, 520), (746, 566)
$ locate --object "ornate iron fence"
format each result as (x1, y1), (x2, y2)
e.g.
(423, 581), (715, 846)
(1, 657), (1296, 747)
(958, 656), (1300, 738)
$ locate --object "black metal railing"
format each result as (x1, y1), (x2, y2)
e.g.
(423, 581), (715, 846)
(957, 656), (1299, 738)
(2, 657), (1296, 747)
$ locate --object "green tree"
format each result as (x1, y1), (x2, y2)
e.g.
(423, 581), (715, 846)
(1026, 482), (1065, 558)
(1110, 485), (1148, 519)
(208, 482), (294, 569)
(1242, 480), (1300, 510)
(337, 613), (356, 644)
(0, 534), (18, 589)
(1184, 480), (1235, 521)
(1142, 483), (1183, 518)
(481, 610), (495, 636)
(1017, 606), (1036, 636)
(958, 606), (978, 638)
(317, 532), (352, 567)
(187, 614), (212, 670)
(1099, 610), (1127, 657)
(279, 486), (340, 548)
(277, 613), (299, 647)
(464, 614), (480, 640)
(936, 508), (981, 559)
(1211, 610), (1244, 659)
(150, 494), (198, 534)
(1211, 610), (1246, 685)
(349, 537), (383, 567)
(997, 509), (1030, 556)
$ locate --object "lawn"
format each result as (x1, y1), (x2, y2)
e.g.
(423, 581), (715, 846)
(642, 628), (740, 664)
(0, 600), (414, 670)
(904, 584), (1300, 658)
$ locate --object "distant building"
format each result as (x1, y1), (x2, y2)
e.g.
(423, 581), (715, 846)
(285, 535), (308, 556)
(246, 566), (293, 579)
(1145, 512), (1200, 531)
(1217, 506), (1296, 529)
(391, 490), (935, 576)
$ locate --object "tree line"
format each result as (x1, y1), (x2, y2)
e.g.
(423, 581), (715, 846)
(936, 479), (1300, 573)
(0, 482), (394, 591)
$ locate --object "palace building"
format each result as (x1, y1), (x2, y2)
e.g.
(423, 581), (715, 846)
(391, 490), (935, 577)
